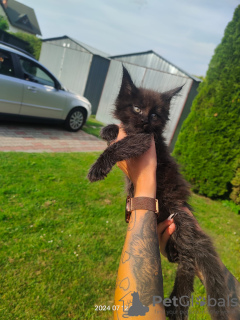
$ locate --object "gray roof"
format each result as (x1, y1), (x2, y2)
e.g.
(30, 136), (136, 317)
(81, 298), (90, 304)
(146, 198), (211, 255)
(0, 0), (42, 35)
(110, 50), (201, 82)
(71, 37), (110, 58)
(43, 35), (110, 58)
(42, 36), (201, 82)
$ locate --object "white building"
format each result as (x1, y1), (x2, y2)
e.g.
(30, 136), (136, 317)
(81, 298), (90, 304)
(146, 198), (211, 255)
(0, 0), (41, 36)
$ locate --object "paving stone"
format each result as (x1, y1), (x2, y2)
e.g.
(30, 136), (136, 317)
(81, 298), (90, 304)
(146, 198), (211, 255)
(0, 123), (106, 153)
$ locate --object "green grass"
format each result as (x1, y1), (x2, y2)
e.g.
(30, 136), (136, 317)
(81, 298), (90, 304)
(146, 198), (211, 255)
(82, 116), (104, 138)
(0, 152), (239, 320)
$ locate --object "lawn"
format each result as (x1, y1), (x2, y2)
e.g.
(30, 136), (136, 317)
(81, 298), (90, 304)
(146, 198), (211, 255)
(0, 152), (239, 320)
(82, 115), (104, 138)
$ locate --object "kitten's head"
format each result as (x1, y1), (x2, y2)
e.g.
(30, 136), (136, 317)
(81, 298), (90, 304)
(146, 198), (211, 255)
(114, 66), (183, 134)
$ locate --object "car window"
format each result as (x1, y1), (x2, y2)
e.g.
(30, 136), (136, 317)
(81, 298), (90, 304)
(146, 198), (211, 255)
(19, 57), (55, 87)
(0, 49), (15, 77)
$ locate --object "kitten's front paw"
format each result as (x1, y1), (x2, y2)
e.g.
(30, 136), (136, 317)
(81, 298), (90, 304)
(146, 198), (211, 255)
(87, 160), (111, 182)
(100, 124), (119, 142)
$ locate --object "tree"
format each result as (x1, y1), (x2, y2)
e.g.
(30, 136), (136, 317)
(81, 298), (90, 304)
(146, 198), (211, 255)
(173, 5), (240, 198)
(0, 15), (9, 31)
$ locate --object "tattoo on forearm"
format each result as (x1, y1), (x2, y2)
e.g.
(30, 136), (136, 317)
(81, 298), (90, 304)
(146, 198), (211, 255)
(128, 211), (136, 231)
(122, 251), (131, 264)
(119, 277), (130, 291)
(130, 211), (163, 306)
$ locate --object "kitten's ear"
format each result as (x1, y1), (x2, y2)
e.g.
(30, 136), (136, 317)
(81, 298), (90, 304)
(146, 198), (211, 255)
(117, 66), (138, 98)
(162, 85), (184, 102)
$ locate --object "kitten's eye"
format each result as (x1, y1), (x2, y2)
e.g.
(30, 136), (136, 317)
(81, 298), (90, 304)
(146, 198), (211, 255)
(151, 113), (158, 120)
(133, 106), (142, 114)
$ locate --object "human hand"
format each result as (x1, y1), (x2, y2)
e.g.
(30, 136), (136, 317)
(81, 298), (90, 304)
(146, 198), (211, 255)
(157, 218), (176, 257)
(114, 126), (157, 198)
(157, 207), (196, 257)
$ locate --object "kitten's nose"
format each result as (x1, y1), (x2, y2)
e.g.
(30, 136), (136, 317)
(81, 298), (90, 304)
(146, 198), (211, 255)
(143, 122), (148, 129)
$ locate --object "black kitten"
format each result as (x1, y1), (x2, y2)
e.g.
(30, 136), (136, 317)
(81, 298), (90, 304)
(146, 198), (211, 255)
(88, 67), (229, 320)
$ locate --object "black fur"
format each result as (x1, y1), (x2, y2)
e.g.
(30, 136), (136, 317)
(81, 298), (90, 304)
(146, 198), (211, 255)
(88, 66), (229, 320)
(100, 124), (119, 143)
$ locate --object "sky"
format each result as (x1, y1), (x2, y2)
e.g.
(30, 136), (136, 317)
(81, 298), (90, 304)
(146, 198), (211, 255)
(19, 0), (239, 76)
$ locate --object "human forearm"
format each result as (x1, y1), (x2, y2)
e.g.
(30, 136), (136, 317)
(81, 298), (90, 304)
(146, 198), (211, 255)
(134, 176), (156, 198)
(113, 131), (165, 318)
(114, 210), (166, 319)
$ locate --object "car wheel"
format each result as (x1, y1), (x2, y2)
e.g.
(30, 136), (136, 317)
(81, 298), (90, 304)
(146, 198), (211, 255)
(65, 108), (86, 132)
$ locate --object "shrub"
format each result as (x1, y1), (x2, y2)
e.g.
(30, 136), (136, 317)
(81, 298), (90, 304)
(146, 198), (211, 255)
(0, 15), (9, 31)
(173, 5), (240, 198)
(230, 159), (240, 205)
(11, 32), (42, 60)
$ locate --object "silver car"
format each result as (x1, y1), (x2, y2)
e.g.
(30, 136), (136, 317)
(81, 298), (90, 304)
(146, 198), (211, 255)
(0, 42), (91, 131)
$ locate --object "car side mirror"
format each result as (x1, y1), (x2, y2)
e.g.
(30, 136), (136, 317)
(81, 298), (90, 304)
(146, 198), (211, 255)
(55, 82), (61, 90)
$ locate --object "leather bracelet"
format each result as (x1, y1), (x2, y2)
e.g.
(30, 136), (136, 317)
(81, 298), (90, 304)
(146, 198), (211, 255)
(125, 196), (159, 223)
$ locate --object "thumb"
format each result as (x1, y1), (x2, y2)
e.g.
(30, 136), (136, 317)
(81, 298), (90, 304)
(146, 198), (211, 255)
(117, 161), (130, 178)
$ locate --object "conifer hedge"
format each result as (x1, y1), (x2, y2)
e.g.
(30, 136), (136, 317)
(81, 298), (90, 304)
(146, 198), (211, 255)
(230, 159), (240, 205)
(173, 5), (240, 198)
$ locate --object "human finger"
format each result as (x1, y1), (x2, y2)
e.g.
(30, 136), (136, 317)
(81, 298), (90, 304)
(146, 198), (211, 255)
(157, 218), (174, 235)
(109, 125), (126, 146)
(117, 161), (130, 178)
(159, 222), (176, 257)
(108, 125), (129, 176)
(114, 125), (126, 142)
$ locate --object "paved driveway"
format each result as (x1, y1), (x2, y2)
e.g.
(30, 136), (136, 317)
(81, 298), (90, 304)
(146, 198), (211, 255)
(0, 122), (106, 152)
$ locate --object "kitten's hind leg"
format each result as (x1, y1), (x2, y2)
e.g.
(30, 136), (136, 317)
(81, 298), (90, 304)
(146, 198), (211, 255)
(164, 212), (198, 319)
(100, 124), (119, 143)
(88, 133), (151, 182)
(165, 211), (229, 320)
